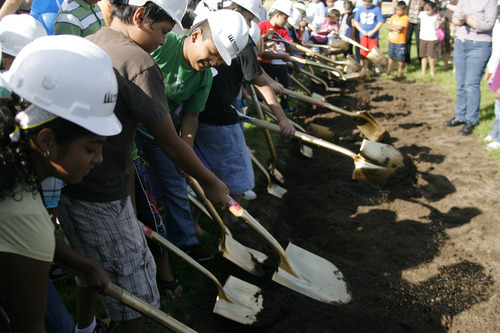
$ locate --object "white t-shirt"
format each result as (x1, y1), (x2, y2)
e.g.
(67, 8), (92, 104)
(418, 11), (438, 41)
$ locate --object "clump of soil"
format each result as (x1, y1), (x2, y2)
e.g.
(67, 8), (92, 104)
(174, 78), (500, 332)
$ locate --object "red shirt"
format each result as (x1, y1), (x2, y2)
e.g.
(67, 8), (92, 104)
(257, 20), (292, 65)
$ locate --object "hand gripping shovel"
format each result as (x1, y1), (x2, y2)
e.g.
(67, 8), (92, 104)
(243, 97), (315, 158)
(61, 265), (197, 332)
(140, 222), (265, 325)
(225, 195), (351, 304)
(238, 112), (406, 185)
(185, 175), (269, 276)
(281, 88), (391, 143)
(248, 85), (285, 184)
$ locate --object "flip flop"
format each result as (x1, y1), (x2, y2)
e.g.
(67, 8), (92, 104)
(158, 277), (183, 300)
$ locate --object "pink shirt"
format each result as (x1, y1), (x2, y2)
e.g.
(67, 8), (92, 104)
(311, 17), (338, 43)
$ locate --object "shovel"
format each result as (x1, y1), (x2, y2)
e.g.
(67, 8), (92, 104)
(289, 55), (362, 81)
(298, 67), (342, 94)
(269, 33), (344, 66)
(238, 112), (406, 185)
(248, 85), (285, 184)
(289, 74), (312, 96)
(281, 88), (391, 143)
(60, 265), (197, 332)
(140, 222), (265, 325)
(185, 175), (269, 276)
(243, 96), (314, 158)
(225, 195), (351, 304)
(331, 30), (387, 66)
(248, 149), (288, 198)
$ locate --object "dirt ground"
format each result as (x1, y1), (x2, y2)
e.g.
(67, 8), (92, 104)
(174, 77), (500, 332)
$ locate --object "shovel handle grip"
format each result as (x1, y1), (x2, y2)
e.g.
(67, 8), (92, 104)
(332, 30), (370, 51)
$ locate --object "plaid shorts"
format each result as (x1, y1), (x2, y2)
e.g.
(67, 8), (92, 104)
(57, 195), (160, 321)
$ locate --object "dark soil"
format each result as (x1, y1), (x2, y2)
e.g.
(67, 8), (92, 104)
(171, 77), (500, 332)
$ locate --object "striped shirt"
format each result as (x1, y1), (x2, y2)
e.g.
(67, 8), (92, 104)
(53, 0), (105, 37)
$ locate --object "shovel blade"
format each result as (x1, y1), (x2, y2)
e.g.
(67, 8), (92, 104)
(267, 183), (288, 198)
(367, 46), (387, 66)
(352, 158), (397, 184)
(272, 243), (351, 304)
(300, 144), (313, 158)
(221, 236), (268, 277)
(360, 139), (404, 168)
(351, 112), (390, 143)
(213, 276), (264, 325)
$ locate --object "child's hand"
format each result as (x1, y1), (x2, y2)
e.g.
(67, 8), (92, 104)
(278, 117), (295, 138)
(202, 177), (229, 210)
(263, 29), (275, 39)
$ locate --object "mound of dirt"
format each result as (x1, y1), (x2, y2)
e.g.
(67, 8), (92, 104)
(175, 78), (500, 332)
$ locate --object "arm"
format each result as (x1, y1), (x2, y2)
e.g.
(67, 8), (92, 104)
(0, 0), (24, 20)
(252, 74), (295, 137)
(388, 22), (404, 32)
(463, 3), (498, 32)
(54, 239), (109, 294)
(366, 21), (384, 37)
(147, 116), (228, 207)
(180, 110), (199, 149)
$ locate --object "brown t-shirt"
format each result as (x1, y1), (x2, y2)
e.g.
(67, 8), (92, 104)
(63, 28), (169, 202)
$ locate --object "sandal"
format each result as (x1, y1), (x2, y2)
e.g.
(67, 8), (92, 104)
(158, 277), (183, 300)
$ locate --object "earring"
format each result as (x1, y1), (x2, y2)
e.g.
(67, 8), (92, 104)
(44, 149), (51, 158)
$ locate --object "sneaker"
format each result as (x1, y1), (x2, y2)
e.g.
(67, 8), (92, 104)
(486, 141), (500, 150)
(459, 122), (475, 136)
(443, 117), (465, 127)
(482, 135), (495, 142)
(242, 190), (257, 200)
(374, 67), (381, 76)
(49, 262), (70, 281)
(94, 317), (117, 333)
(180, 244), (214, 262)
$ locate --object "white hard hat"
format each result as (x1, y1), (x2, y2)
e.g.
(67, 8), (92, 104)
(249, 20), (261, 45)
(196, 9), (249, 65)
(230, 0), (262, 22)
(288, 7), (302, 29)
(126, 0), (188, 35)
(0, 14), (48, 57)
(293, 2), (306, 13)
(270, 0), (293, 17)
(1, 35), (122, 136)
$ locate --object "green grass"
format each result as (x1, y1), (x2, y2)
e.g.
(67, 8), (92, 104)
(53, 23), (499, 331)
(377, 24), (500, 162)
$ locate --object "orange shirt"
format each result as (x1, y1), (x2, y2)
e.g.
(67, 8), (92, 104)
(387, 14), (409, 45)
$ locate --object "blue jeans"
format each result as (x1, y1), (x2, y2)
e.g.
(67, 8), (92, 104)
(454, 38), (492, 125)
(134, 137), (198, 248)
(488, 98), (500, 141)
(45, 279), (76, 333)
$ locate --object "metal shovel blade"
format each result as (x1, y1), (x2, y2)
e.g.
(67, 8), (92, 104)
(367, 46), (388, 66)
(186, 176), (268, 276)
(249, 151), (287, 198)
(227, 196), (351, 304)
(213, 275), (264, 325)
(360, 139), (405, 169)
(273, 243), (351, 304)
(140, 222), (265, 325)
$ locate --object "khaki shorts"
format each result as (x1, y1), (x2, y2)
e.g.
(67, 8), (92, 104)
(58, 195), (159, 322)
(419, 40), (437, 58)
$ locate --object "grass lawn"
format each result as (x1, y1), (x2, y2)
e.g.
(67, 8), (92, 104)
(53, 19), (499, 332)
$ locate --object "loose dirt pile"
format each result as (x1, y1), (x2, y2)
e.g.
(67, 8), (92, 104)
(175, 78), (500, 332)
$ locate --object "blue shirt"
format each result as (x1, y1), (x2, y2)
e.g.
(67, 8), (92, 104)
(354, 5), (384, 39)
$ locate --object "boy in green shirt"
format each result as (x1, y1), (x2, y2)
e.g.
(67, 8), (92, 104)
(135, 10), (249, 261)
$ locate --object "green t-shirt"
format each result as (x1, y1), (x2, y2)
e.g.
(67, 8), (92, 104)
(151, 32), (213, 115)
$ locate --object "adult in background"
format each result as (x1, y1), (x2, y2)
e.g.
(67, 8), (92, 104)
(443, 0), (498, 136)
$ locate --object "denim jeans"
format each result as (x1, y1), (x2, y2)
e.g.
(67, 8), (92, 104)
(45, 279), (76, 333)
(134, 137), (198, 248)
(454, 38), (492, 125)
(488, 98), (500, 141)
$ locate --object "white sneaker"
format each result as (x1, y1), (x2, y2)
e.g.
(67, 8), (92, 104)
(482, 135), (495, 142)
(242, 190), (257, 200)
(486, 141), (500, 150)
